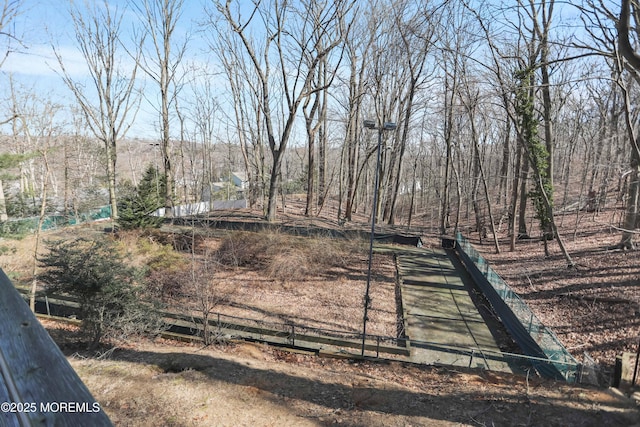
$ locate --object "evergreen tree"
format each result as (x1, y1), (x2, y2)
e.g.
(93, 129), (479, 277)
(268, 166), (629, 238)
(118, 165), (167, 229)
(38, 236), (161, 349)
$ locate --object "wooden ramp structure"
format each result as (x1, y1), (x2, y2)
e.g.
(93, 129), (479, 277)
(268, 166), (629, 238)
(396, 246), (512, 372)
(0, 270), (111, 426)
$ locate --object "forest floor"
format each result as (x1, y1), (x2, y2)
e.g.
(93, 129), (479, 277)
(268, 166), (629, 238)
(473, 206), (640, 371)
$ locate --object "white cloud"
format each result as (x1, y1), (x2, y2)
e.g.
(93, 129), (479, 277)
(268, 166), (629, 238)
(3, 44), (90, 79)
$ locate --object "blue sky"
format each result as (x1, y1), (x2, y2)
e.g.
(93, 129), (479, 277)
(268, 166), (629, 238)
(2, 0), (207, 139)
(0, 0), (614, 141)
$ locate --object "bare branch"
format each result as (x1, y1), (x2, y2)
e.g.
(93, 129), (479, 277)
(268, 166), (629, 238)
(53, 0), (141, 220)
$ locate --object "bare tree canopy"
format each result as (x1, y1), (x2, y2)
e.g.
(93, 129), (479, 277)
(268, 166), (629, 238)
(0, 0), (22, 68)
(53, 0), (141, 220)
(131, 0), (189, 218)
(209, 0), (352, 221)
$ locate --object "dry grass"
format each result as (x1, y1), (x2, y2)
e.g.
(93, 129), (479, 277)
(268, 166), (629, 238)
(9, 224), (398, 339)
(0, 223), (106, 286)
(167, 229), (397, 336)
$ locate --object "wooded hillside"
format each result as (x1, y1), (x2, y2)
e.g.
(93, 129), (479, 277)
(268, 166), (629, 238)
(1, 1), (640, 266)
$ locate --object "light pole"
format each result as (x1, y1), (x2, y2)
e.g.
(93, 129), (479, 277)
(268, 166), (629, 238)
(361, 119), (396, 356)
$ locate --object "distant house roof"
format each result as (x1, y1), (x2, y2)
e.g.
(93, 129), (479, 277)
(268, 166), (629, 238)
(232, 171), (248, 181)
(230, 172), (248, 189)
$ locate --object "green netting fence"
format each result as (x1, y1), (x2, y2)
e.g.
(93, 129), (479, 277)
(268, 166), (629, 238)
(0, 205), (112, 236)
(454, 232), (580, 382)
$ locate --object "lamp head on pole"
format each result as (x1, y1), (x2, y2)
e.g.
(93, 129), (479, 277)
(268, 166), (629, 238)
(364, 119), (397, 131)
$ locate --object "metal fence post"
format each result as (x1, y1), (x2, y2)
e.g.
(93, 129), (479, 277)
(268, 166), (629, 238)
(632, 337), (640, 386)
(290, 325), (295, 346)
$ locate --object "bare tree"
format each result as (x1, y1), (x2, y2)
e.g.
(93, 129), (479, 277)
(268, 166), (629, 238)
(30, 121), (56, 313)
(184, 256), (234, 346)
(212, 0), (350, 222)
(438, 4), (466, 235)
(0, 0), (23, 149)
(9, 88), (62, 311)
(0, 0), (22, 69)
(54, 0), (141, 220)
(570, 0), (640, 248)
(527, 0), (556, 239)
(303, 65), (322, 217)
(340, 11), (375, 222)
(131, 0), (189, 218)
(210, 27), (268, 209)
(300, 0), (347, 217)
(458, 68), (501, 253)
(616, 0), (640, 248)
(461, 0), (574, 265)
(178, 65), (220, 204)
(382, 1), (437, 225)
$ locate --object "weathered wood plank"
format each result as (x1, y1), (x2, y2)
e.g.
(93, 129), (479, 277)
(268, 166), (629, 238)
(0, 269), (112, 426)
(0, 376), (20, 427)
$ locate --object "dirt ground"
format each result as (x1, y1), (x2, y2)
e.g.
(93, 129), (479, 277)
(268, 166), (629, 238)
(186, 253), (397, 338)
(43, 320), (640, 427)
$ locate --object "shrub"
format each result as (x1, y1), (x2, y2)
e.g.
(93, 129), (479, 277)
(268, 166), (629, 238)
(38, 236), (163, 349)
(214, 230), (366, 281)
(0, 218), (35, 239)
(5, 193), (40, 218)
(215, 231), (267, 267)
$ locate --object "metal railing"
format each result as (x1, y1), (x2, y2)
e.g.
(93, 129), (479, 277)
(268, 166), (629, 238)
(0, 205), (112, 235)
(454, 232), (581, 382)
(21, 288), (409, 358)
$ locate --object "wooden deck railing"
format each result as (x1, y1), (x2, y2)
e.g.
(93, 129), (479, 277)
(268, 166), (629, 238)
(0, 269), (112, 426)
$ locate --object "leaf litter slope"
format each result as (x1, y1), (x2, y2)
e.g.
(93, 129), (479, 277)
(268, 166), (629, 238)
(477, 208), (640, 369)
(149, 226), (399, 338)
(44, 319), (640, 426)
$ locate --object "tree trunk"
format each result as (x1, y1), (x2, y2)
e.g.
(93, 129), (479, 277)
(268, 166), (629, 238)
(162, 95), (173, 218)
(509, 135), (522, 251)
(266, 150), (284, 222)
(518, 153), (529, 238)
(303, 72), (321, 217)
(31, 151), (50, 312)
(387, 78), (417, 226)
(407, 158), (418, 229)
(499, 120), (511, 205)
(616, 0), (640, 247)
(441, 72), (456, 235)
(304, 109), (317, 217)
(472, 134), (483, 242)
(317, 64), (328, 211)
(0, 180), (8, 221)
(344, 47), (365, 222)
(106, 139), (118, 220)
(620, 144), (640, 249)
